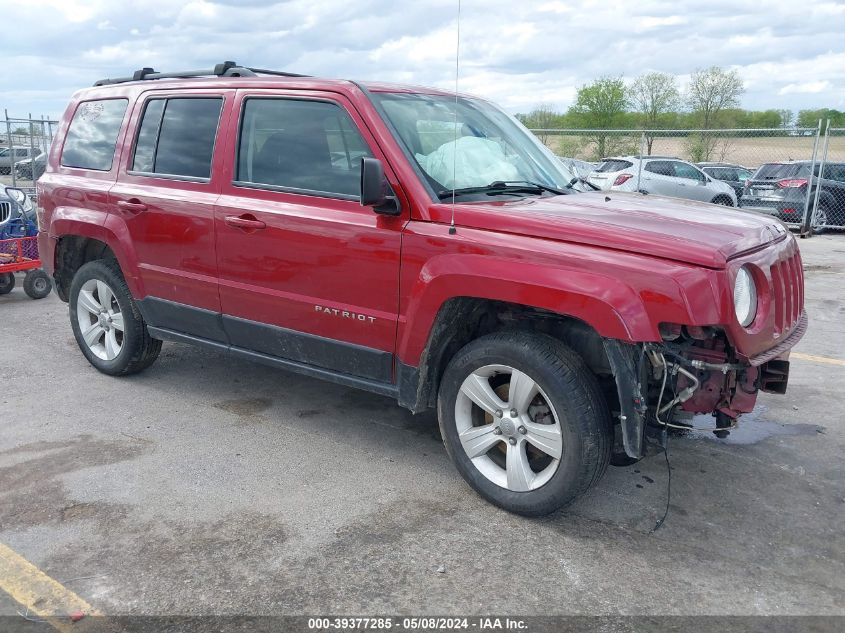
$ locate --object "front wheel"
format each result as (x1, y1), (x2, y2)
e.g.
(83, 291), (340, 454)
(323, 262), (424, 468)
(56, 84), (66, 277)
(69, 259), (161, 376)
(437, 332), (612, 516)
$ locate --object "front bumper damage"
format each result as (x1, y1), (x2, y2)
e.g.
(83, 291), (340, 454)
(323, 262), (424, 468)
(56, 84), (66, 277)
(604, 329), (795, 460)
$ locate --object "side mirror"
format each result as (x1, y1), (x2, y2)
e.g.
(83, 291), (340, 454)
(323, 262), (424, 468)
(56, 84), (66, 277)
(4, 187), (27, 207)
(360, 157), (400, 216)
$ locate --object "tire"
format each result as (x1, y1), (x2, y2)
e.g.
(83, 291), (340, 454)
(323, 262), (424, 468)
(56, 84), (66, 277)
(23, 269), (52, 299)
(0, 273), (15, 295)
(437, 331), (612, 516)
(712, 196), (734, 207)
(68, 259), (161, 376)
(812, 206), (829, 235)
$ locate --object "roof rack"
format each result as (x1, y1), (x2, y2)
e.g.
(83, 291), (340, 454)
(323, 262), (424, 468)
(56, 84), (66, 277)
(94, 61), (309, 86)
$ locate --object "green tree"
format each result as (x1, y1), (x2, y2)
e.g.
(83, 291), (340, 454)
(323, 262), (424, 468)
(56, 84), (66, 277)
(629, 72), (679, 154)
(568, 77), (628, 158)
(686, 66), (744, 160)
(518, 104), (564, 145)
(686, 66), (745, 129)
(797, 109), (845, 128)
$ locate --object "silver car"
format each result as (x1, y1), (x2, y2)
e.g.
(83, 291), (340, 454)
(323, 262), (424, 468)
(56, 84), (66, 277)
(0, 146), (39, 175)
(587, 155), (738, 207)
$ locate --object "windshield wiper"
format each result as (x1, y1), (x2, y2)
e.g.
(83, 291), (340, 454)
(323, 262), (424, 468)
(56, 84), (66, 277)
(437, 180), (570, 200)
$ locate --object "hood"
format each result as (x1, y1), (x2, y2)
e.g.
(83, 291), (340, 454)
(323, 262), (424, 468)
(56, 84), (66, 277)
(433, 191), (787, 268)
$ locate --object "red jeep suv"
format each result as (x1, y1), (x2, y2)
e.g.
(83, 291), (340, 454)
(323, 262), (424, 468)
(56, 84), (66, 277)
(36, 63), (806, 516)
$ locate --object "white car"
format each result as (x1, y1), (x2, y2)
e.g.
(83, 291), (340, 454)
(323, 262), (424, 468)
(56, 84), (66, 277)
(587, 156), (738, 206)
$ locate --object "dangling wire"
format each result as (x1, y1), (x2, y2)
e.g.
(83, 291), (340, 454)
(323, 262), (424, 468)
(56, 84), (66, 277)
(449, 0), (462, 235)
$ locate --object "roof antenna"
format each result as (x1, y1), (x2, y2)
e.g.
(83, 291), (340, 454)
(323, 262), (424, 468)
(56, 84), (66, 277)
(448, 0), (462, 235)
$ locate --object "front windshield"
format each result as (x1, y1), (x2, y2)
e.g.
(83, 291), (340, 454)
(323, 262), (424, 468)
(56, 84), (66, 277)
(372, 92), (578, 196)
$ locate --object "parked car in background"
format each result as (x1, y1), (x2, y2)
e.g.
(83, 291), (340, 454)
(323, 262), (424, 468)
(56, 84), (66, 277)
(14, 152), (47, 180)
(742, 161), (845, 230)
(587, 156), (738, 206)
(0, 146), (39, 174)
(557, 156), (596, 180)
(697, 162), (753, 200)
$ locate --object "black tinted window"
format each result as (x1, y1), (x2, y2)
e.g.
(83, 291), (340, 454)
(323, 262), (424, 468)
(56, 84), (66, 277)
(595, 159), (633, 173)
(754, 163), (807, 180)
(61, 99), (128, 170)
(706, 167), (734, 181)
(131, 99), (165, 173)
(237, 99), (372, 197)
(822, 164), (845, 182)
(132, 98), (222, 179)
(645, 160), (673, 176)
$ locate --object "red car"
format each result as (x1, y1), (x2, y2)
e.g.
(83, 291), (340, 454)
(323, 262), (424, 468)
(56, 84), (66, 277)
(37, 63), (806, 515)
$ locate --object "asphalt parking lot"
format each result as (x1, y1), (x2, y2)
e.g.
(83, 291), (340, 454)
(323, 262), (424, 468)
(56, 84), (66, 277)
(1, 233), (843, 621)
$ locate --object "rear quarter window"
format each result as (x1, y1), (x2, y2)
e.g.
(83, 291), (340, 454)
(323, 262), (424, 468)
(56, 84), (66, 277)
(61, 99), (128, 171)
(595, 159), (633, 172)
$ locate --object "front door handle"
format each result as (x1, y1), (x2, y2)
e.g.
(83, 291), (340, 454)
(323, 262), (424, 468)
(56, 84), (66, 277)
(117, 199), (147, 214)
(225, 215), (266, 231)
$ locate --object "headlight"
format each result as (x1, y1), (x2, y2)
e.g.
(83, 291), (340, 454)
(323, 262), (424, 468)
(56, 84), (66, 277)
(733, 266), (757, 327)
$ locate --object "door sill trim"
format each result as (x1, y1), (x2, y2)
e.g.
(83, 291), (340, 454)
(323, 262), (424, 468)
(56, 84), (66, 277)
(147, 326), (399, 399)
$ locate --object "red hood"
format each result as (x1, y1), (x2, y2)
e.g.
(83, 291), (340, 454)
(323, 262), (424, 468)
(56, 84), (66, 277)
(430, 191), (788, 268)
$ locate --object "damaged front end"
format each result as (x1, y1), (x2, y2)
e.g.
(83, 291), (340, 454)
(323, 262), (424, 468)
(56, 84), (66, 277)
(604, 325), (791, 460)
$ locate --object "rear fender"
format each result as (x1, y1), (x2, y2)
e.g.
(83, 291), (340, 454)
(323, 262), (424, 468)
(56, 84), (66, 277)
(49, 207), (143, 298)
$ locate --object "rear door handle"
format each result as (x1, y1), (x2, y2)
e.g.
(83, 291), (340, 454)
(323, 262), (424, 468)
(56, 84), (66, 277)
(117, 199), (147, 213)
(225, 215), (266, 231)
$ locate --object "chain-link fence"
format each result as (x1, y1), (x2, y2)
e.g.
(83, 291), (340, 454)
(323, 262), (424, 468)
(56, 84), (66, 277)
(1, 111), (58, 198)
(2, 110), (842, 234)
(532, 122), (844, 235)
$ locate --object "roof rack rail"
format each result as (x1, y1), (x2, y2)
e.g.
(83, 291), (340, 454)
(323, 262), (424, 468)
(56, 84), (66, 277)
(93, 61), (309, 86)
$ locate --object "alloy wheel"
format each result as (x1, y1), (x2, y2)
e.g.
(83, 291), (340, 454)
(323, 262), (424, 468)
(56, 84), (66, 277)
(454, 364), (563, 492)
(76, 279), (125, 361)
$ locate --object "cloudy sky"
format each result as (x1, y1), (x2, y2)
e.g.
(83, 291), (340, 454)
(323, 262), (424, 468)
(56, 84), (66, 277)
(1, 0), (843, 119)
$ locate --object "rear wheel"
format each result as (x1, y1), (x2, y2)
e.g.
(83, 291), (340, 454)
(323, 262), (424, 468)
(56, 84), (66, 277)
(437, 331), (612, 516)
(712, 196), (734, 206)
(69, 260), (161, 375)
(0, 273), (15, 295)
(23, 269), (51, 299)
(812, 206), (829, 234)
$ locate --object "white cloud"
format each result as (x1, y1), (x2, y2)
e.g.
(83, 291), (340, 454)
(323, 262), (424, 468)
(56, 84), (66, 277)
(779, 80), (833, 95)
(0, 0), (842, 118)
(637, 15), (688, 29)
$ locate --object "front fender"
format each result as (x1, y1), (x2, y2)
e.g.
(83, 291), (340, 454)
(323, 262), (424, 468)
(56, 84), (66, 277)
(396, 220), (725, 368)
(399, 252), (668, 366)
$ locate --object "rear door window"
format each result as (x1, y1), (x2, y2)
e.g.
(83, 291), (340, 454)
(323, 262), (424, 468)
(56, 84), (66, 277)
(131, 97), (223, 179)
(644, 160), (672, 176)
(61, 99), (128, 171)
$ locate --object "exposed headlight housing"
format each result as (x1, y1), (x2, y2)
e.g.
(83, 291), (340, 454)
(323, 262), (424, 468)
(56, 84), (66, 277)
(734, 266), (757, 327)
